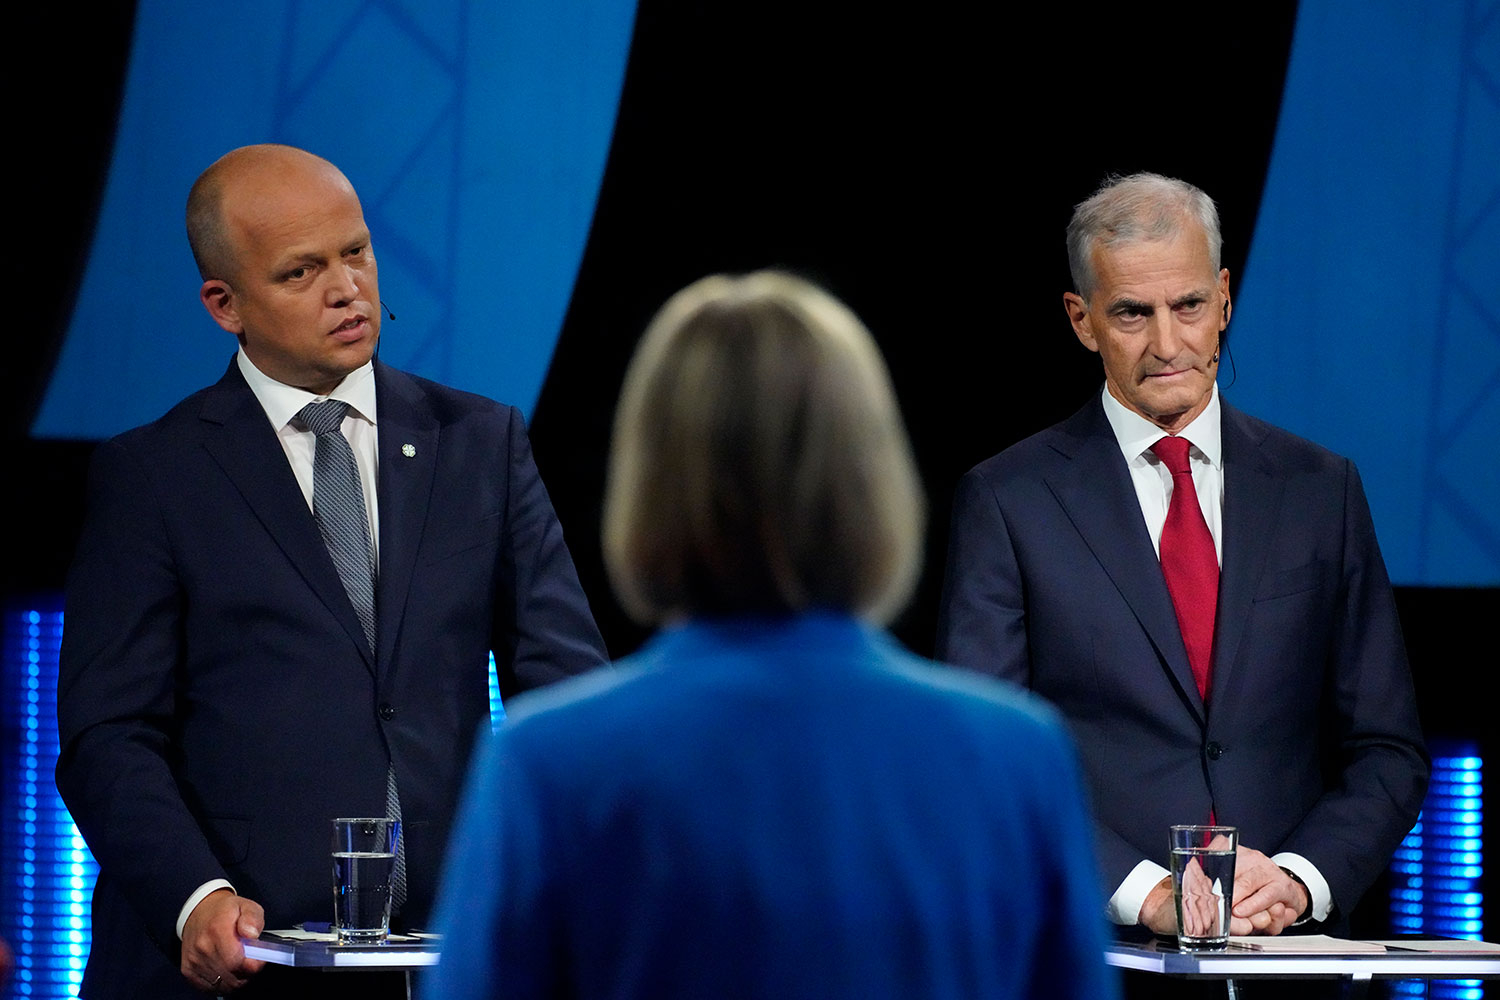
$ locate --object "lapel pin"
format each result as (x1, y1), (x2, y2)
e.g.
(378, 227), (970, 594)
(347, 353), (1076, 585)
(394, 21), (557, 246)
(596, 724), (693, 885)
(401, 443), (417, 458)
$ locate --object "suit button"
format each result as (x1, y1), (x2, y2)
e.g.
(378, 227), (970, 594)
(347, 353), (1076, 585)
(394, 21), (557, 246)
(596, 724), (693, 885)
(379, 703), (396, 722)
(1206, 741), (1225, 760)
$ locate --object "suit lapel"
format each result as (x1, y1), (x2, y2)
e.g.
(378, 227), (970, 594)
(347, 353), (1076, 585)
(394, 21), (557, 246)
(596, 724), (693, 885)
(1046, 395), (1206, 722)
(372, 363), (440, 679)
(1209, 401), (1283, 704)
(197, 361), (376, 670)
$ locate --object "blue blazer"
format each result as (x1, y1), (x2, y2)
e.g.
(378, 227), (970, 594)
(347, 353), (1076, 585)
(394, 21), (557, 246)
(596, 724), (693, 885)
(937, 392), (1429, 920)
(426, 614), (1121, 1000)
(56, 359), (607, 999)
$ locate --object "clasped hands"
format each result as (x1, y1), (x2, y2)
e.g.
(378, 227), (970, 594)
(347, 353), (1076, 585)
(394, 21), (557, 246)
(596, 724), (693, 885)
(1139, 844), (1309, 937)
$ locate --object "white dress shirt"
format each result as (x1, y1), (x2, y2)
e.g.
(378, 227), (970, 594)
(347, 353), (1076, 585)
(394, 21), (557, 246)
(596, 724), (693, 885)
(236, 349), (380, 568)
(1097, 383), (1333, 928)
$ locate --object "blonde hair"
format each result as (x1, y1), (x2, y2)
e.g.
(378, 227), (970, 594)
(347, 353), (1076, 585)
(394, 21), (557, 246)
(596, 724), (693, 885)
(604, 271), (924, 626)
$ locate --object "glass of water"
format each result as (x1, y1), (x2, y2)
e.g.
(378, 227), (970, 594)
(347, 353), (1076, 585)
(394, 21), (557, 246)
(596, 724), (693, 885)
(1169, 824), (1237, 950)
(331, 817), (400, 943)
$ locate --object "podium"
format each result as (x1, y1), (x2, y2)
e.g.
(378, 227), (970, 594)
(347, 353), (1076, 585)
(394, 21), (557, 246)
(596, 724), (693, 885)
(1105, 939), (1500, 998)
(242, 932), (440, 970)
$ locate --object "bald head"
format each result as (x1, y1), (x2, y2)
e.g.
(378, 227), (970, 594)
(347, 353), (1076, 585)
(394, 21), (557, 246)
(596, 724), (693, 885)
(190, 144), (380, 393)
(186, 144), (356, 282)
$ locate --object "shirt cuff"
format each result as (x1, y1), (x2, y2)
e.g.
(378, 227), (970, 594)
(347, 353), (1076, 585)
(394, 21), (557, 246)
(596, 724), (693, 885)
(1273, 852), (1332, 923)
(1107, 859), (1172, 925)
(177, 879), (236, 939)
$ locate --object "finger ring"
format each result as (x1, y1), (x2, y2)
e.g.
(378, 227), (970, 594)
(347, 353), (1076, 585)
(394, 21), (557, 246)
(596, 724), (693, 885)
(212, 974), (223, 988)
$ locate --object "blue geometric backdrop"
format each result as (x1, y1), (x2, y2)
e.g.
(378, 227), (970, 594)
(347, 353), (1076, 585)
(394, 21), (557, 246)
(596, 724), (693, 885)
(1232, 0), (1499, 585)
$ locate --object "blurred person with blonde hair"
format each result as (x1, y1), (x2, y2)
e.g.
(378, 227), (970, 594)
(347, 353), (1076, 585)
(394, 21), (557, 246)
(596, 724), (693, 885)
(427, 271), (1118, 999)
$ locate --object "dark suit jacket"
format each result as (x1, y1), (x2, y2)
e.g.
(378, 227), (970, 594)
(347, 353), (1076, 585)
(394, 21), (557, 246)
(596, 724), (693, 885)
(936, 391), (1429, 922)
(56, 359), (607, 999)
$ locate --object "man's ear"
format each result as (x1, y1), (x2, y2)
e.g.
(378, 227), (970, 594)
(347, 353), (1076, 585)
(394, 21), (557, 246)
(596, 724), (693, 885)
(200, 279), (243, 335)
(1062, 292), (1099, 353)
(1218, 268), (1232, 330)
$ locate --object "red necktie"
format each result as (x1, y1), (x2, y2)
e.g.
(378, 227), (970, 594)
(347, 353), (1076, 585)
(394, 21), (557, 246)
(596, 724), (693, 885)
(1151, 436), (1218, 700)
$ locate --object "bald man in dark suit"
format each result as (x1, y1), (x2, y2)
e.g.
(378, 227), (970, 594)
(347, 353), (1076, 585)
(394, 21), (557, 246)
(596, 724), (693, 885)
(57, 144), (607, 998)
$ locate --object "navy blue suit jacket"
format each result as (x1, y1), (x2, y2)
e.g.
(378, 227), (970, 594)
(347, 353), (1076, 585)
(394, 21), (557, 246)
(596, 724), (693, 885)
(56, 359), (607, 998)
(425, 614), (1121, 1000)
(937, 392), (1428, 921)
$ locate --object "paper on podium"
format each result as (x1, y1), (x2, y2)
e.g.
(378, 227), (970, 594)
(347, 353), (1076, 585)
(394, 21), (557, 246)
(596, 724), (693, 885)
(262, 928), (334, 941)
(1228, 934), (1387, 953)
(1370, 939), (1500, 953)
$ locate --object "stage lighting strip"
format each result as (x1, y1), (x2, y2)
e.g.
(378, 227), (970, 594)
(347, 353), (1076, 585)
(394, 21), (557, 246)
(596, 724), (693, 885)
(1391, 752), (1485, 999)
(2, 606), (95, 999)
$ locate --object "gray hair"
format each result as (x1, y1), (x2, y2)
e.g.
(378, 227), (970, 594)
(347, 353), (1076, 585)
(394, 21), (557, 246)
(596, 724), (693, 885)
(1066, 173), (1222, 302)
(603, 271), (925, 626)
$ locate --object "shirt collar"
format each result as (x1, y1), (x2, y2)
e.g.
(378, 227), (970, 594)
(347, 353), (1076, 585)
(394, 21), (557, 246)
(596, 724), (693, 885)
(236, 348), (378, 432)
(1100, 381), (1222, 469)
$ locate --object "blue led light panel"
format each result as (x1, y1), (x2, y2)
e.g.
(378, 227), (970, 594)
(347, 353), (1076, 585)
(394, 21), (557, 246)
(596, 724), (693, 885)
(1390, 752), (1485, 999)
(1, 604), (98, 1000)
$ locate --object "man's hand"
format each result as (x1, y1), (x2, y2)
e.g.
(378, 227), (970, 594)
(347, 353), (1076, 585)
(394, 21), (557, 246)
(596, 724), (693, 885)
(1179, 856), (1223, 937)
(180, 889), (265, 993)
(1138, 875), (1179, 935)
(1139, 867), (1226, 939)
(1230, 846), (1308, 936)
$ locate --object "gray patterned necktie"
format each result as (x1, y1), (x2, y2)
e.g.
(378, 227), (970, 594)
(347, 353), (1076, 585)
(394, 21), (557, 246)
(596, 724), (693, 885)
(296, 400), (405, 910)
(296, 399), (376, 655)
